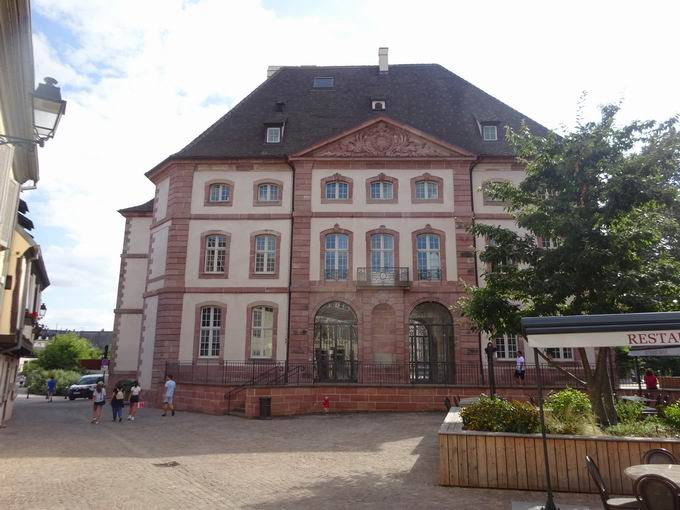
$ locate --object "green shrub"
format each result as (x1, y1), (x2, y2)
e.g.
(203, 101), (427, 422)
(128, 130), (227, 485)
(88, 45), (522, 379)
(25, 368), (81, 396)
(606, 417), (678, 438)
(461, 396), (540, 434)
(545, 388), (598, 435)
(615, 400), (644, 424)
(663, 402), (680, 430)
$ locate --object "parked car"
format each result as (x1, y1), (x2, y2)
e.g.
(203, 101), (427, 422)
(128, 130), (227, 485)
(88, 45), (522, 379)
(67, 374), (104, 400)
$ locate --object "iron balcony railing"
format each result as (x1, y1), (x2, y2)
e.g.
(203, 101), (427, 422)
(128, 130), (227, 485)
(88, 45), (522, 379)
(165, 360), (597, 389)
(356, 267), (410, 288)
(324, 269), (349, 281)
(416, 269), (442, 281)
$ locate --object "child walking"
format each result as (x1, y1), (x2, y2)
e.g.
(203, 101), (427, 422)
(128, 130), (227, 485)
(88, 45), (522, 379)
(111, 383), (125, 422)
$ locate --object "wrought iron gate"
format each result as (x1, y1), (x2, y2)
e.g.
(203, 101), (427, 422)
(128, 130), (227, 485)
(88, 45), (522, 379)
(314, 322), (358, 382)
(408, 322), (454, 383)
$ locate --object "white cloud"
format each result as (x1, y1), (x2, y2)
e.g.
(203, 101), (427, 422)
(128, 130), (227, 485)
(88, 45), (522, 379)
(29, 0), (680, 329)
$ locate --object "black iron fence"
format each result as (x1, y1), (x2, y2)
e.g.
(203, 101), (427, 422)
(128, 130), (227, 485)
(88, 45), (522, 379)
(356, 267), (410, 287)
(166, 360), (595, 389)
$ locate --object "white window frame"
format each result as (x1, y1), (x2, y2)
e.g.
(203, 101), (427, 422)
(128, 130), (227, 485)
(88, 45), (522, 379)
(266, 126), (281, 143)
(199, 306), (221, 358)
(324, 233), (349, 280)
(251, 306), (274, 358)
(208, 183), (231, 203)
(254, 235), (276, 274)
(494, 334), (518, 360)
(258, 183), (280, 202)
(415, 180), (438, 200)
(416, 234), (441, 280)
(204, 235), (227, 273)
(370, 181), (393, 200)
(482, 125), (498, 141)
(544, 347), (573, 360)
(325, 181), (348, 200)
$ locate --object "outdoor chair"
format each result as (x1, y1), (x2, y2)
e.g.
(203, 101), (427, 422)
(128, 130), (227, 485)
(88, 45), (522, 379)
(642, 448), (679, 465)
(633, 473), (680, 510)
(585, 455), (641, 509)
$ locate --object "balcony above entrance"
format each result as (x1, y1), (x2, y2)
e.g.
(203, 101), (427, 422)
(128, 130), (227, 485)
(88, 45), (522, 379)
(356, 267), (410, 288)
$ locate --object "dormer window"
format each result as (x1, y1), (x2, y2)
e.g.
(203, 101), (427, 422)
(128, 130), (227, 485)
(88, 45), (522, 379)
(313, 77), (334, 89)
(482, 124), (498, 141)
(266, 126), (281, 143)
(371, 100), (386, 111)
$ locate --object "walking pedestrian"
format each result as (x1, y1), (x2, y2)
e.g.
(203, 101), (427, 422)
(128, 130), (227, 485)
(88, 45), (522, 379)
(111, 383), (125, 422)
(161, 374), (176, 417)
(127, 380), (142, 421)
(514, 351), (526, 384)
(91, 381), (106, 424)
(46, 375), (56, 402)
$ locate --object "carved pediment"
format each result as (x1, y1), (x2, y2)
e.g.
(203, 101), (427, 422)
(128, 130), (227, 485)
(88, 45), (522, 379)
(306, 120), (467, 158)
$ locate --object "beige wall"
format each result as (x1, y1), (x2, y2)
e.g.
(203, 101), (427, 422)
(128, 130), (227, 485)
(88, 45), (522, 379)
(309, 217), (457, 281)
(138, 296), (158, 389)
(185, 219), (292, 287)
(191, 166), (293, 214)
(128, 217), (152, 254)
(121, 258), (147, 309)
(311, 168), (454, 213)
(154, 178), (169, 222)
(472, 164), (525, 214)
(148, 224), (169, 279)
(178, 292), (288, 362)
(115, 314), (143, 372)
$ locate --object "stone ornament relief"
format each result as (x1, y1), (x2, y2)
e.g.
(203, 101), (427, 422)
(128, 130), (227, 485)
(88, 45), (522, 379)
(314, 121), (453, 157)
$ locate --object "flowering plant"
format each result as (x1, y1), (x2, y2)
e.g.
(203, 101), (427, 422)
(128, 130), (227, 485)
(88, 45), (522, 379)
(25, 311), (39, 319)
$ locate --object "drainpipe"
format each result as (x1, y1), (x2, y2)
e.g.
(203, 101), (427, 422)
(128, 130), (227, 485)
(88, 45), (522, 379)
(284, 157), (296, 381)
(468, 157), (485, 383)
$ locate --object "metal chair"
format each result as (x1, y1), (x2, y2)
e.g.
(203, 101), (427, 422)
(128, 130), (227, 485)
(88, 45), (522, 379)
(642, 448), (679, 465)
(585, 456), (640, 509)
(633, 473), (680, 510)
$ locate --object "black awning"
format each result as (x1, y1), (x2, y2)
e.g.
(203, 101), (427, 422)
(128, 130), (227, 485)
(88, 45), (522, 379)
(521, 312), (680, 336)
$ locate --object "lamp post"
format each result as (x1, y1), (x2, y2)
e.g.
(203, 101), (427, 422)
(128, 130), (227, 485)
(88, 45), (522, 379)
(484, 341), (498, 398)
(39, 303), (47, 319)
(0, 77), (67, 149)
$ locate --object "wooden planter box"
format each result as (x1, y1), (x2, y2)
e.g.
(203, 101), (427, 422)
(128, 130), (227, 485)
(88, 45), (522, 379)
(439, 410), (680, 495)
(659, 376), (680, 389)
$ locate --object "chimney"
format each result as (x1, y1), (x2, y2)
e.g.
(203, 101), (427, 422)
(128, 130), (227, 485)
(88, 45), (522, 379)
(267, 65), (282, 79)
(378, 47), (388, 73)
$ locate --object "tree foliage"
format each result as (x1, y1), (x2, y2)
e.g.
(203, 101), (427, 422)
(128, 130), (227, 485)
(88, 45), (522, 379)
(459, 105), (680, 424)
(36, 333), (101, 371)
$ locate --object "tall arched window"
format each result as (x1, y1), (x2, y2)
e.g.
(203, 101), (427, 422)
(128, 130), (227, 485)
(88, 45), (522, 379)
(324, 233), (349, 280)
(416, 234), (441, 280)
(370, 233), (394, 271)
(254, 234), (276, 274)
(199, 306), (221, 358)
(250, 305), (274, 358)
(204, 235), (227, 273)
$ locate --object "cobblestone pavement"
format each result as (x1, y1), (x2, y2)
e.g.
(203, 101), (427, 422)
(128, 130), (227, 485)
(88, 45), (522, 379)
(0, 396), (602, 510)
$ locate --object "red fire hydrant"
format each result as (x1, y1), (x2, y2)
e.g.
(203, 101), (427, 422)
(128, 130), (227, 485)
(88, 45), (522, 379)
(322, 396), (330, 415)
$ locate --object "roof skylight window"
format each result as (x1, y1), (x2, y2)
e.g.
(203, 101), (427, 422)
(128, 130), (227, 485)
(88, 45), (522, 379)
(313, 77), (334, 89)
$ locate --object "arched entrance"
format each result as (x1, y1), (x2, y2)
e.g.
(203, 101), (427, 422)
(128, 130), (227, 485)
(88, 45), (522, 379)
(408, 302), (454, 383)
(314, 301), (358, 382)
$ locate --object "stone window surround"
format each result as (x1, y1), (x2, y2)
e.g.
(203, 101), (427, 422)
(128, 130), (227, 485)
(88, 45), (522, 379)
(411, 225), (447, 282)
(249, 230), (282, 279)
(193, 302), (227, 360)
(410, 173), (444, 204)
(320, 173), (353, 204)
(199, 230), (231, 279)
(203, 179), (234, 207)
(319, 225), (354, 281)
(365, 227), (400, 270)
(253, 178), (284, 207)
(245, 301), (279, 361)
(481, 179), (510, 206)
(365, 173), (398, 204)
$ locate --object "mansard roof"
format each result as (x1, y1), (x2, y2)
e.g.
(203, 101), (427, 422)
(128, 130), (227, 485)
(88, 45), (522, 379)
(118, 199), (154, 216)
(172, 64), (549, 161)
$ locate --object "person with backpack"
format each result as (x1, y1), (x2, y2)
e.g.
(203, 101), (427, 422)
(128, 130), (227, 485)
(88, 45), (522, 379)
(111, 383), (125, 423)
(127, 380), (142, 421)
(91, 381), (106, 424)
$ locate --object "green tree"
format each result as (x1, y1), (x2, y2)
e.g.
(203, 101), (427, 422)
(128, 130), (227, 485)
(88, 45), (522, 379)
(459, 105), (680, 425)
(36, 333), (101, 371)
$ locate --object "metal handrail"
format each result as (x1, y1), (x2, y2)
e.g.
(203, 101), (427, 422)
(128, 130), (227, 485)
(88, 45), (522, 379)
(224, 364), (282, 414)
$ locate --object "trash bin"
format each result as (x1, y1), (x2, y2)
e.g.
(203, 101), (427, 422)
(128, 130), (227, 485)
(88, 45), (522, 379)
(259, 397), (272, 419)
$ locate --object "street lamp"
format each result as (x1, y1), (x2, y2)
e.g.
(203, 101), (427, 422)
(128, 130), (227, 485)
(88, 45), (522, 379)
(0, 77), (67, 149)
(39, 303), (47, 319)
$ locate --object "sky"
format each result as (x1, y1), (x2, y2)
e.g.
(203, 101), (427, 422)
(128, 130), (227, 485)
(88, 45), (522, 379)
(28, 0), (680, 330)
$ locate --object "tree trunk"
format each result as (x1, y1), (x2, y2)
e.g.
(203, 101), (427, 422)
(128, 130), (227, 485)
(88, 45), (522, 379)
(586, 348), (618, 427)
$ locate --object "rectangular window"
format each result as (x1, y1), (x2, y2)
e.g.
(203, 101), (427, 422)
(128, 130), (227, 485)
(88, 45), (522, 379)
(312, 77), (334, 88)
(254, 235), (276, 273)
(324, 233), (349, 280)
(209, 183), (230, 202)
(416, 234), (441, 280)
(266, 126), (281, 143)
(204, 235), (227, 273)
(370, 181), (393, 200)
(482, 125), (498, 141)
(251, 306), (274, 358)
(415, 181), (438, 200)
(325, 181), (348, 200)
(199, 306), (221, 358)
(495, 334), (518, 359)
(258, 183), (280, 202)
(545, 347), (573, 360)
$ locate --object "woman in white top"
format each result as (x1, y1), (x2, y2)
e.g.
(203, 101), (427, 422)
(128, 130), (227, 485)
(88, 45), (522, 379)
(91, 381), (106, 424)
(127, 381), (142, 421)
